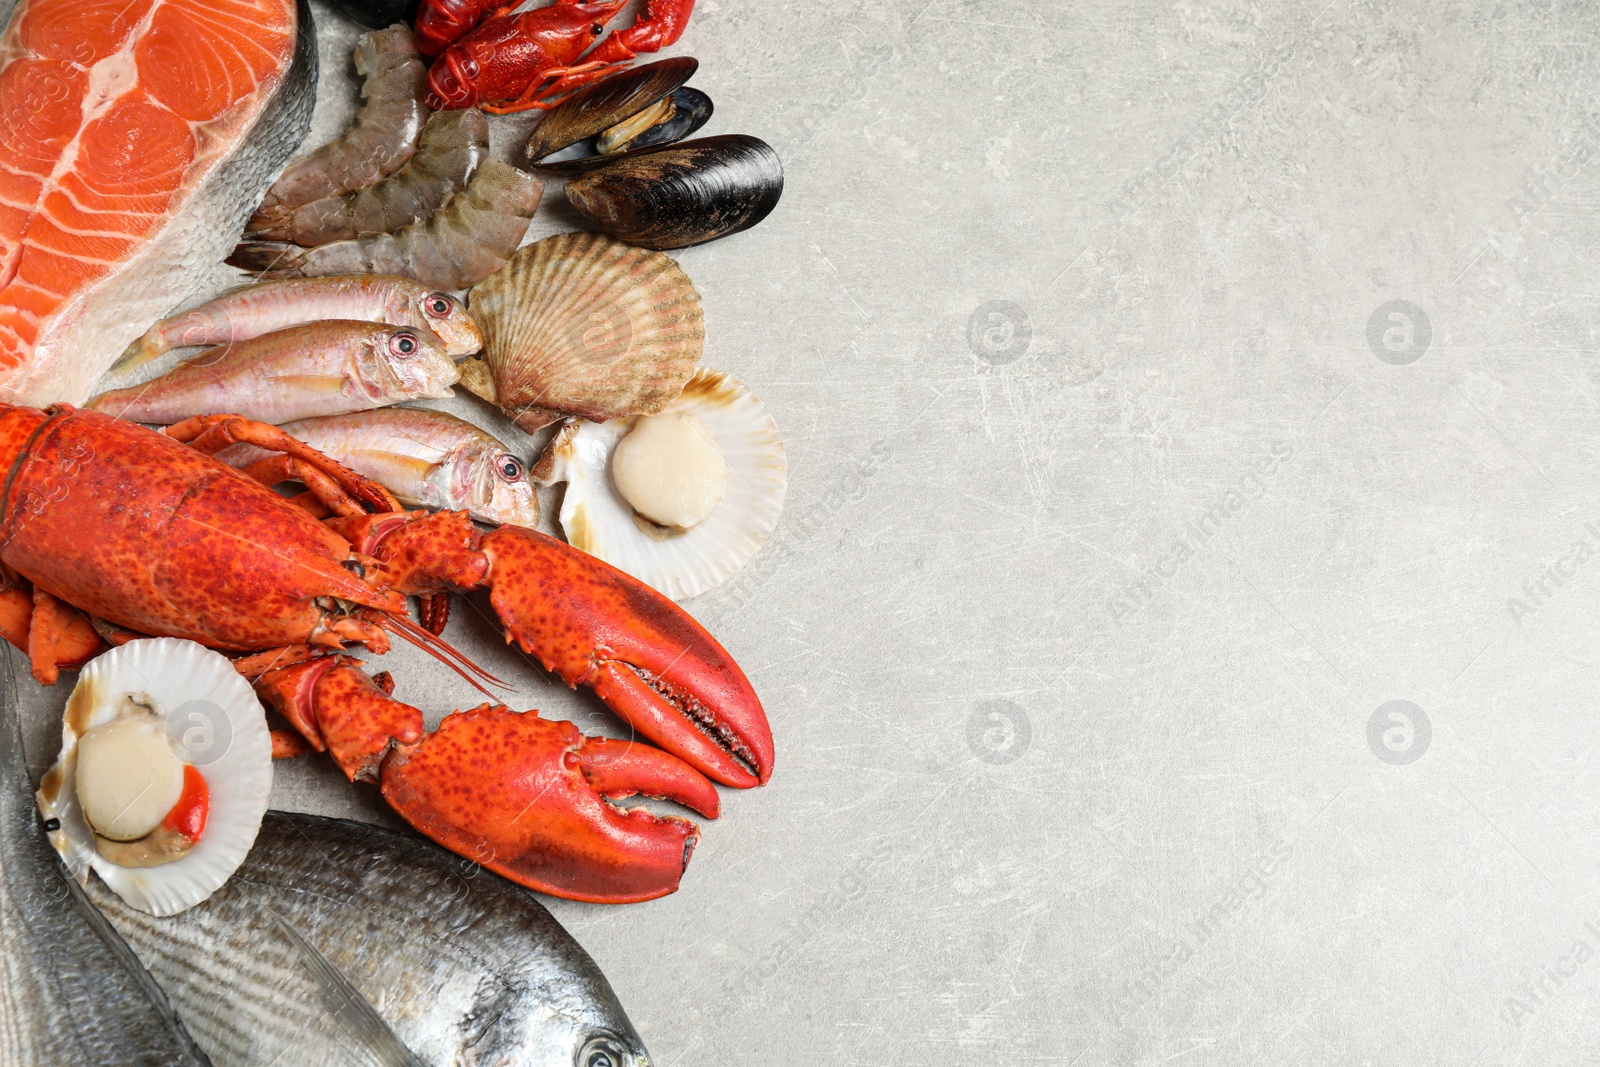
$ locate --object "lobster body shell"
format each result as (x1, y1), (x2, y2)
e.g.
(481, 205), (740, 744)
(0, 402), (771, 902)
(0, 406), (392, 650)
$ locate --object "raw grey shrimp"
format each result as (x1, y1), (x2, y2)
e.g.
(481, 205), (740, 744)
(246, 25), (428, 234)
(229, 161), (545, 291)
(252, 108), (489, 247)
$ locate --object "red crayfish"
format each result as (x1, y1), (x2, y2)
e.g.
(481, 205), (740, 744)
(418, 0), (694, 112)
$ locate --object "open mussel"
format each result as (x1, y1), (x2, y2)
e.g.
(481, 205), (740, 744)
(562, 134), (784, 250)
(524, 57), (713, 174)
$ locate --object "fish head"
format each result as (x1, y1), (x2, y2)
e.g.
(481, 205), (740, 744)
(512, 1006), (652, 1067)
(414, 289), (483, 357)
(376, 327), (460, 399)
(455, 439), (540, 528)
(572, 1029), (652, 1067)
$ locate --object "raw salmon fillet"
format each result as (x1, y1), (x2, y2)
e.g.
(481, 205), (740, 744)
(0, 0), (315, 404)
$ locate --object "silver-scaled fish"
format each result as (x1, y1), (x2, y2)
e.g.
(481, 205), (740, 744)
(90, 810), (655, 1067)
(0, 649), (211, 1065)
(88, 320), (459, 425)
(222, 407), (538, 527)
(118, 275), (483, 372)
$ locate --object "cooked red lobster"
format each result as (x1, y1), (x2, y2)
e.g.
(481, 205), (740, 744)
(0, 404), (771, 903)
(419, 0), (693, 112)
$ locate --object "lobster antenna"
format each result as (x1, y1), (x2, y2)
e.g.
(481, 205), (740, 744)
(380, 614), (511, 695)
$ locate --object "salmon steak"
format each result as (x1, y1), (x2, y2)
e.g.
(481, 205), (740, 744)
(0, 0), (316, 405)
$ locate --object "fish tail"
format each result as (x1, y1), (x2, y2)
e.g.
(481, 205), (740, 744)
(227, 240), (307, 277)
(112, 329), (167, 372)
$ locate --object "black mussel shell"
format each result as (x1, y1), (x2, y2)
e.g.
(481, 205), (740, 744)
(563, 134), (783, 250)
(537, 88), (713, 175)
(525, 57), (700, 166)
(326, 0), (418, 29)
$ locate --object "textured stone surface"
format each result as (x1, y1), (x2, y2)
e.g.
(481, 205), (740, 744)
(21, 0), (1600, 1063)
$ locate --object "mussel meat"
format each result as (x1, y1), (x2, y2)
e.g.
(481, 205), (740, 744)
(563, 134), (784, 251)
(524, 57), (713, 173)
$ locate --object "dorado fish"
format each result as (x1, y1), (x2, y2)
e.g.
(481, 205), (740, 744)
(221, 407), (539, 526)
(0, 0), (318, 406)
(90, 810), (655, 1067)
(0, 650), (211, 1065)
(88, 321), (459, 425)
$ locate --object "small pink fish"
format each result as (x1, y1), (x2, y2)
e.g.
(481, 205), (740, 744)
(220, 408), (537, 527)
(89, 320), (458, 425)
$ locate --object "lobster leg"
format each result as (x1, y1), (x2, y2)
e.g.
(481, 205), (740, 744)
(587, 0), (694, 64)
(164, 415), (400, 514)
(255, 655), (719, 902)
(0, 585), (103, 683)
(330, 511), (775, 789)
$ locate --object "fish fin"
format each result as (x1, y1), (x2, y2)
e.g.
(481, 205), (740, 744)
(267, 907), (425, 1067)
(260, 373), (359, 394)
(457, 358), (497, 403)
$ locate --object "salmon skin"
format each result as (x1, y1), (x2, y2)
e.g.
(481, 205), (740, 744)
(0, 0), (318, 406)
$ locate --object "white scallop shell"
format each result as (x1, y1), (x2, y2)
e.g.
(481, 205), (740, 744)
(534, 369), (786, 600)
(36, 638), (273, 917)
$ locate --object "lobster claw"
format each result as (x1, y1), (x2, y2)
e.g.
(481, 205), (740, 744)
(478, 524), (774, 789)
(382, 703), (717, 903)
(255, 655), (721, 903)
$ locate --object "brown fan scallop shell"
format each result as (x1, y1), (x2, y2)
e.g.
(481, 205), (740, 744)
(463, 231), (704, 431)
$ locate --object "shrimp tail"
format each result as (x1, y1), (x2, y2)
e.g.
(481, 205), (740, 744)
(226, 241), (312, 277)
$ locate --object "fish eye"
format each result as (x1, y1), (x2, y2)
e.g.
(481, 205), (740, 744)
(578, 1037), (626, 1067)
(389, 331), (419, 357)
(495, 455), (524, 482)
(424, 293), (454, 317)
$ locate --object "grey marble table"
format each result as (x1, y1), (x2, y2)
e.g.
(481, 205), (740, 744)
(22, 0), (1600, 1063)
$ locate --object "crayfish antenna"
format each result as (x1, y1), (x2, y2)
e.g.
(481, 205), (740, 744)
(377, 612), (509, 695)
